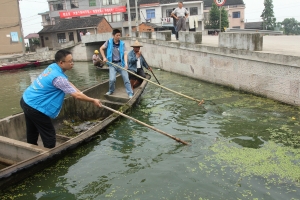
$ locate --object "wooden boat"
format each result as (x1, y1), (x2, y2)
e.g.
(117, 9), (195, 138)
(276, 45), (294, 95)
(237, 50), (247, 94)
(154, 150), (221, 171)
(0, 61), (40, 71)
(0, 73), (151, 190)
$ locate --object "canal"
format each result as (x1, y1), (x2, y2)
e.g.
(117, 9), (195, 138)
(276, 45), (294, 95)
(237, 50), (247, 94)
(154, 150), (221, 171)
(0, 62), (300, 199)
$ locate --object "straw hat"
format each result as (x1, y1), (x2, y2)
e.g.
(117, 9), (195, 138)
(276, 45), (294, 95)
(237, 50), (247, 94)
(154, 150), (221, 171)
(94, 50), (99, 54)
(130, 40), (143, 47)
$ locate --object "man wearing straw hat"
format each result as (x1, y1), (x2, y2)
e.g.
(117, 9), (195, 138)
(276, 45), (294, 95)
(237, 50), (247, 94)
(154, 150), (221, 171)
(128, 40), (152, 90)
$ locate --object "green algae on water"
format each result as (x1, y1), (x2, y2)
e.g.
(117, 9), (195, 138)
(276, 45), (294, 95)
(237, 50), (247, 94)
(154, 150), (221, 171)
(208, 140), (300, 185)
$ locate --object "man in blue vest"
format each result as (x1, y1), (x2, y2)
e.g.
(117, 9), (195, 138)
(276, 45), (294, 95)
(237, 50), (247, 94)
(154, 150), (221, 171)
(20, 50), (102, 148)
(99, 29), (133, 98)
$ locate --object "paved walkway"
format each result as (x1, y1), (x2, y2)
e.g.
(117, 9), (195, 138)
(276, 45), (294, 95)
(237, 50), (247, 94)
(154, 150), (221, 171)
(199, 35), (300, 57)
(1, 35), (299, 60)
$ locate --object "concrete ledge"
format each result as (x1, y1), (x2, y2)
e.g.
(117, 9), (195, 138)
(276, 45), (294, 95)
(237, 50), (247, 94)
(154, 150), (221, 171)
(140, 32), (152, 39)
(81, 33), (112, 44)
(219, 32), (263, 51)
(156, 31), (171, 41)
(179, 31), (202, 44)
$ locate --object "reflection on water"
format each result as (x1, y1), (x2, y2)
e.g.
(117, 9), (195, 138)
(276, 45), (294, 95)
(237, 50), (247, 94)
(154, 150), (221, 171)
(1, 68), (300, 199)
(0, 62), (108, 119)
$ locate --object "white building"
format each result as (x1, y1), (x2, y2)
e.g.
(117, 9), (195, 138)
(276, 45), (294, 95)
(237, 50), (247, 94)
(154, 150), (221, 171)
(139, 1), (204, 31)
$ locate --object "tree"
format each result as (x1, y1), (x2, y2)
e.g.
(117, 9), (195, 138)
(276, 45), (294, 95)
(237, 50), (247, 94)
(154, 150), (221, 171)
(220, 7), (229, 32)
(204, 2), (229, 32)
(205, 3), (220, 29)
(260, 0), (276, 30)
(281, 18), (300, 35)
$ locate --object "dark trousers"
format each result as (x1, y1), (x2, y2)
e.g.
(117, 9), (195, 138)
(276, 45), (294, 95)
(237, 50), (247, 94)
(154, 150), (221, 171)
(129, 68), (146, 82)
(94, 60), (104, 68)
(20, 98), (56, 148)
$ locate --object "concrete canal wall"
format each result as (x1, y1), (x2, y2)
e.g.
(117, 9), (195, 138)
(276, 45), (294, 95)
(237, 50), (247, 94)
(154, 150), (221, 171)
(123, 33), (300, 106)
(1, 32), (300, 106)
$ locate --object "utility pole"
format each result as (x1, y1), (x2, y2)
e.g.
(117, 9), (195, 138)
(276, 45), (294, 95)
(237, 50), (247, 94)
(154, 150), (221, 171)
(17, 0), (25, 55)
(127, 0), (132, 36)
(65, 0), (68, 10)
(135, 0), (139, 32)
(219, 7), (221, 32)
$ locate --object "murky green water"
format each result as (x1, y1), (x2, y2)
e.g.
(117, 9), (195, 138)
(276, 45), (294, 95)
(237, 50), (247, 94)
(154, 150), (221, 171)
(1, 62), (300, 199)
(0, 62), (108, 119)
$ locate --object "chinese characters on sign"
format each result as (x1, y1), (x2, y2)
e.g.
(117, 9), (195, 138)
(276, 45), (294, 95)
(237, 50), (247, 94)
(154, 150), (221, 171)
(59, 6), (126, 18)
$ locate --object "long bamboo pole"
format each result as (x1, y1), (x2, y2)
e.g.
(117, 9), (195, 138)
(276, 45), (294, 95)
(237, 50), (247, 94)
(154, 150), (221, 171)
(107, 61), (204, 105)
(102, 105), (189, 145)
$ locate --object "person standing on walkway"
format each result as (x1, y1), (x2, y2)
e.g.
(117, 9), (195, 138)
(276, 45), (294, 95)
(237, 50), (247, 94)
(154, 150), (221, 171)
(127, 40), (152, 91)
(171, 2), (189, 40)
(20, 50), (102, 148)
(92, 50), (104, 68)
(86, 31), (91, 35)
(100, 29), (133, 98)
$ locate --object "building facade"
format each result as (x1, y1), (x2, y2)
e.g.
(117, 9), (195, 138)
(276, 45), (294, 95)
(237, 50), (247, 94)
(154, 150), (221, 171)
(139, 0), (204, 32)
(0, 0), (24, 54)
(38, 16), (112, 50)
(39, 0), (128, 32)
(203, 0), (245, 29)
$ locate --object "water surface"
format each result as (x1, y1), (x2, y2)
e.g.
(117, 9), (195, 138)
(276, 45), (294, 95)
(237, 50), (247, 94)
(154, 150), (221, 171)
(0, 63), (300, 200)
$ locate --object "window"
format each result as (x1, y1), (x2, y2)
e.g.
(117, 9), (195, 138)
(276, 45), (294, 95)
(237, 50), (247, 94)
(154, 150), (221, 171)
(190, 7), (198, 15)
(70, 0), (79, 8)
(103, 0), (119, 5)
(204, 12), (209, 20)
(89, 0), (96, 6)
(45, 37), (49, 40)
(146, 9), (155, 19)
(166, 9), (173, 17)
(131, 13), (136, 20)
(57, 33), (66, 43)
(232, 26), (240, 29)
(232, 11), (240, 18)
(104, 14), (112, 22)
(112, 14), (121, 22)
(52, 3), (63, 11)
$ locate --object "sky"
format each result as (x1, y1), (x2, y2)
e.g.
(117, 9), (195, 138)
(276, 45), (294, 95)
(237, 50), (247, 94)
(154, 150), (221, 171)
(19, 0), (300, 37)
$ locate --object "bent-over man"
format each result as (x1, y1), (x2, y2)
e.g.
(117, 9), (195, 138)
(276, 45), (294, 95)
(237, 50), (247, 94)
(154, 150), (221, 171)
(20, 50), (102, 148)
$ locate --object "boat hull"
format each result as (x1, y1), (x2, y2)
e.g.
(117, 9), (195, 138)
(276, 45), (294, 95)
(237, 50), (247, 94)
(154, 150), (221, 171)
(0, 73), (150, 190)
(0, 61), (41, 71)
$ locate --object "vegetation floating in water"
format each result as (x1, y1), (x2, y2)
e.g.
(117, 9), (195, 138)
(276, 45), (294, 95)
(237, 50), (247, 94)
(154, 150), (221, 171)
(208, 140), (300, 186)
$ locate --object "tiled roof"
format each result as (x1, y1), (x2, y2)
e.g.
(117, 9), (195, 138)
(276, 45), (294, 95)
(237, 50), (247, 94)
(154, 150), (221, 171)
(24, 33), (39, 39)
(39, 16), (106, 33)
(140, 22), (162, 28)
(245, 22), (263, 29)
(137, 0), (244, 7)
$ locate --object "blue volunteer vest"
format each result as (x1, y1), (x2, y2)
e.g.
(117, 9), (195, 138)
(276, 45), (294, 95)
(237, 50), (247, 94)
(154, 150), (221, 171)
(23, 63), (67, 118)
(107, 38), (125, 67)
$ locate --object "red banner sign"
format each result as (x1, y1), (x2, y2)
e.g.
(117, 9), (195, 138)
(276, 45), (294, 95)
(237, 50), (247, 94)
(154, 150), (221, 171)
(59, 6), (126, 18)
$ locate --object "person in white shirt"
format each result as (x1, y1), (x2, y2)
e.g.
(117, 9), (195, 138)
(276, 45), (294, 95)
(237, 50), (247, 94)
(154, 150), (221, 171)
(171, 2), (189, 40)
(86, 31), (91, 35)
